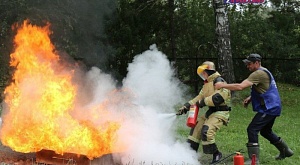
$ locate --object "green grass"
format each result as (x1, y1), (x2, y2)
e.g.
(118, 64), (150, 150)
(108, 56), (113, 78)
(176, 83), (300, 165)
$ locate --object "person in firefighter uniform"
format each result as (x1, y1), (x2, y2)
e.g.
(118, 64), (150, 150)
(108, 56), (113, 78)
(215, 54), (294, 164)
(176, 61), (231, 164)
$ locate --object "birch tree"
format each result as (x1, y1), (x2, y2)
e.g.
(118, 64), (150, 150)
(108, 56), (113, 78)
(213, 0), (235, 83)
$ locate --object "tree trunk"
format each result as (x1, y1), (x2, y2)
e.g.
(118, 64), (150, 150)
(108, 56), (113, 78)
(168, 0), (176, 62)
(213, 0), (235, 84)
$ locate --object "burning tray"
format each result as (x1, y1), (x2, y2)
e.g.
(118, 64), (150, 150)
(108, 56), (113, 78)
(36, 149), (90, 165)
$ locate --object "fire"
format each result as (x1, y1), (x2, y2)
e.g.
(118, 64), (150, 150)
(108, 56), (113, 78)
(0, 20), (122, 159)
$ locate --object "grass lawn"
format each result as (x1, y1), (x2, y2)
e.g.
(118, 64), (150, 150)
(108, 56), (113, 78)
(175, 83), (300, 165)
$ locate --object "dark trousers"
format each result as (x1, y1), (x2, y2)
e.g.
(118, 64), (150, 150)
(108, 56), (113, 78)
(247, 112), (280, 144)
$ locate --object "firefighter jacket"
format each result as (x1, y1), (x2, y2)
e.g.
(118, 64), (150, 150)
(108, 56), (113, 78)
(188, 72), (231, 121)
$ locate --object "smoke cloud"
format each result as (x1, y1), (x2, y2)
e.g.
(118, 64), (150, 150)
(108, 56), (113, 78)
(76, 44), (199, 164)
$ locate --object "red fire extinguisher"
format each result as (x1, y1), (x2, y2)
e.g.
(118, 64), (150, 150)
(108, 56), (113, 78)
(186, 105), (199, 127)
(233, 152), (244, 165)
(251, 154), (256, 165)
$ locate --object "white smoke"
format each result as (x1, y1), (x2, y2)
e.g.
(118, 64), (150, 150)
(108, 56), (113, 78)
(122, 44), (185, 111)
(84, 44), (199, 164)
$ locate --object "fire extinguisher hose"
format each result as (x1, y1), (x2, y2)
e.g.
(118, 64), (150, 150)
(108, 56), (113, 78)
(210, 149), (244, 165)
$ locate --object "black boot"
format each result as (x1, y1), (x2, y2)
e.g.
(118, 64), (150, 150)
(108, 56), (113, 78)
(245, 143), (259, 165)
(187, 139), (199, 152)
(202, 143), (222, 164)
(210, 151), (222, 164)
(272, 138), (294, 160)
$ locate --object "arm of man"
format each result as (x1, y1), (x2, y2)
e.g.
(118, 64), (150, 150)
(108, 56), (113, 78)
(215, 79), (253, 91)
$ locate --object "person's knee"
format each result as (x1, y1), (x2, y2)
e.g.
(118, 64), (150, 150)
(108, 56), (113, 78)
(201, 125), (209, 141)
(260, 130), (268, 137)
(247, 126), (255, 134)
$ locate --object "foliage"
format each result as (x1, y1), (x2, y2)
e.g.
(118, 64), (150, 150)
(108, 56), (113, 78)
(0, 0), (299, 98)
(228, 2), (300, 85)
(105, 0), (171, 81)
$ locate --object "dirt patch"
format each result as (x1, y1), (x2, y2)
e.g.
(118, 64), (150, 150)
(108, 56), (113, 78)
(0, 142), (36, 165)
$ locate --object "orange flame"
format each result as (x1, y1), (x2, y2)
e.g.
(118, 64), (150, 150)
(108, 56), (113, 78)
(1, 20), (122, 159)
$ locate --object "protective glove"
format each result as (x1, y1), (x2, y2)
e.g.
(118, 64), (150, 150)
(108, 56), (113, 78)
(196, 99), (206, 108)
(176, 103), (191, 115)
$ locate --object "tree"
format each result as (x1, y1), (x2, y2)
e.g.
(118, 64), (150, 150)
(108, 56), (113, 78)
(213, 0), (235, 83)
(168, 0), (176, 61)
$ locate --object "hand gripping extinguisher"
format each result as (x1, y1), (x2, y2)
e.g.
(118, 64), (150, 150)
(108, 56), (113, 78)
(186, 105), (199, 127)
(234, 152), (244, 165)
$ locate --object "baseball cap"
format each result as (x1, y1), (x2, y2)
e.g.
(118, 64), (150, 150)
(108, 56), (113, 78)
(242, 54), (262, 63)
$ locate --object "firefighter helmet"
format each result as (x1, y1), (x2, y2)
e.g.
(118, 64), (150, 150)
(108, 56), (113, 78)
(197, 61), (216, 76)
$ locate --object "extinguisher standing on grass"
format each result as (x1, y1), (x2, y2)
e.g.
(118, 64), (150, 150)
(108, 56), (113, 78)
(176, 61), (232, 164)
(233, 152), (258, 165)
(234, 152), (244, 165)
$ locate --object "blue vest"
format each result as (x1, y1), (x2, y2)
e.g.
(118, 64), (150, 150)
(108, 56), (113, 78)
(251, 68), (281, 116)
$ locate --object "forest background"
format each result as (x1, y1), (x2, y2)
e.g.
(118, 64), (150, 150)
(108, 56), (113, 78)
(0, 0), (299, 102)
